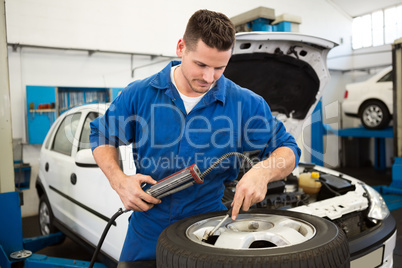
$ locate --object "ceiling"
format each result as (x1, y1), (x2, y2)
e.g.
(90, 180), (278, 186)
(330, 0), (402, 17)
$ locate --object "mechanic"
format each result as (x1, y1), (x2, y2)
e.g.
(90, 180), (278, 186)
(90, 9), (301, 261)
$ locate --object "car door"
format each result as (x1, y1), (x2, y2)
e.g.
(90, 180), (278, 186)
(44, 111), (82, 225)
(70, 111), (131, 260)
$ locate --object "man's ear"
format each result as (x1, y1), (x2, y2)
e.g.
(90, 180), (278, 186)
(176, 38), (185, 57)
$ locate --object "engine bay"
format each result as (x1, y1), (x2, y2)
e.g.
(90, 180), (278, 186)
(223, 162), (377, 240)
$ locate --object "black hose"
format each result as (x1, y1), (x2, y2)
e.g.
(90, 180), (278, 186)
(88, 208), (129, 268)
(201, 152), (254, 178)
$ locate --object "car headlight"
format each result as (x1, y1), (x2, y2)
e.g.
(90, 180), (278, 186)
(363, 184), (390, 223)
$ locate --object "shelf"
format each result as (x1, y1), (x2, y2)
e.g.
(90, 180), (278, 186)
(29, 109), (56, 113)
(324, 125), (393, 138)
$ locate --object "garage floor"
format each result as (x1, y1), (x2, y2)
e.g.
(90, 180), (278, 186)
(22, 216), (93, 261)
(18, 144), (402, 267)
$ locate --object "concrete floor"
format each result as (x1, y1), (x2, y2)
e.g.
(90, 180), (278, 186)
(16, 145), (402, 267)
(22, 216), (93, 262)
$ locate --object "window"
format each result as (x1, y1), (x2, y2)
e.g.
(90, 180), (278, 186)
(352, 15), (372, 49)
(372, 11), (384, 46)
(78, 112), (99, 151)
(352, 5), (402, 49)
(52, 113), (81, 156)
(77, 111), (124, 169)
(378, 71), (393, 82)
(45, 123), (58, 149)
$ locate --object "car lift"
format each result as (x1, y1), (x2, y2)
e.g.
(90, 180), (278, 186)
(0, 192), (107, 268)
(310, 39), (402, 211)
(374, 38), (402, 210)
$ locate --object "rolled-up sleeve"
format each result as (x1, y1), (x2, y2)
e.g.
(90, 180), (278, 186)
(242, 96), (301, 169)
(90, 89), (135, 151)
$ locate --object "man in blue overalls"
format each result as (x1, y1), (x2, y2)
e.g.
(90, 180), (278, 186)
(90, 9), (301, 261)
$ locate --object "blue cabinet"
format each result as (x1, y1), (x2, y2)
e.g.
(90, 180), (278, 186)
(26, 86), (57, 144)
(26, 86), (123, 144)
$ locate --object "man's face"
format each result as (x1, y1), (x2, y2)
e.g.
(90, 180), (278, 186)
(176, 39), (232, 96)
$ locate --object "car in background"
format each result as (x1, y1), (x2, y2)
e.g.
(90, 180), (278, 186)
(35, 103), (135, 266)
(342, 66), (393, 130)
(35, 33), (396, 267)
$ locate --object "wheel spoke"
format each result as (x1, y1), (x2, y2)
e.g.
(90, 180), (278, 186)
(214, 231), (256, 249)
(267, 225), (311, 245)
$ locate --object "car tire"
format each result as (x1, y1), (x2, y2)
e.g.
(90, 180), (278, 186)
(156, 209), (350, 268)
(38, 194), (59, 236)
(359, 100), (390, 130)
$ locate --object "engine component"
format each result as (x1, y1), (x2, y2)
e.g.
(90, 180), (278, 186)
(256, 192), (310, 209)
(317, 174), (355, 200)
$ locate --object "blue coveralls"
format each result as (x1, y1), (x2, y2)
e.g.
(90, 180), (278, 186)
(90, 61), (301, 261)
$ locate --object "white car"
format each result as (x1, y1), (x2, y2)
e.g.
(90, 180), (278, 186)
(342, 66), (393, 130)
(35, 33), (396, 267)
(36, 104), (134, 266)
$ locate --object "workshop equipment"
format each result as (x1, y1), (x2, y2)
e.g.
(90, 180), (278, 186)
(202, 207), (233, 242)
(145, 164), (203, 199)
(0, 192), (88, 268)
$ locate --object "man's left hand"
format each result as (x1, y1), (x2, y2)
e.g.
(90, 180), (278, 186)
(230, 147), (296, 220)
(231, 161), (270, 220)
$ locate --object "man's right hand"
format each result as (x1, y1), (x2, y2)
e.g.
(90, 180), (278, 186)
(114, 173), (161, 211)
(92, 145), (161, 212)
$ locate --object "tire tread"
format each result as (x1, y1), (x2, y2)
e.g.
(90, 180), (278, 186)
(156, 211), (350, 268)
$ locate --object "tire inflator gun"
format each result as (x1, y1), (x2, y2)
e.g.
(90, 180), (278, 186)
(144, 164), (204, 199)
(89, 152), (253, 268)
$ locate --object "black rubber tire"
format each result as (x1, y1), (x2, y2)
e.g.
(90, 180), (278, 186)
(157, 209), (350, 268)
(359, 100), (390, 130)
(38, 194), (59, 236)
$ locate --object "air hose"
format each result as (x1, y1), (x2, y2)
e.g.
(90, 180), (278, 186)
(88, 208), (128, 267)
(88, 152), (253, 267)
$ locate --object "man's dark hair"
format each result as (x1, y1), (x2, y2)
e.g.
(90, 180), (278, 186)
(183, 9), (235, 51)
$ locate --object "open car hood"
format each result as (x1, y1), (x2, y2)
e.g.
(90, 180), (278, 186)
(224, 32), (337, 139)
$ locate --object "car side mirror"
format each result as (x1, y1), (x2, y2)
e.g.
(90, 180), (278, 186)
(75, 149), (98, 168)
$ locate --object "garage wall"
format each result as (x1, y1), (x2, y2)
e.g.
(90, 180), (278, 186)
(6, 0), (354, 148)
(5, 0), (352, 57)
(8, 0), (394, 170)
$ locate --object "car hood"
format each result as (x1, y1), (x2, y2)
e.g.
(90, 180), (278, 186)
(224, 32), (337, 139)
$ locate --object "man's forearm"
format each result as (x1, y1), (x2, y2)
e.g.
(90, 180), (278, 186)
(258, 146), (296, 183)
(92, 145), (125, 190)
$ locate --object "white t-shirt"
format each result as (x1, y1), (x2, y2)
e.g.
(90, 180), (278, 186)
(171, 65), (208, 114)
